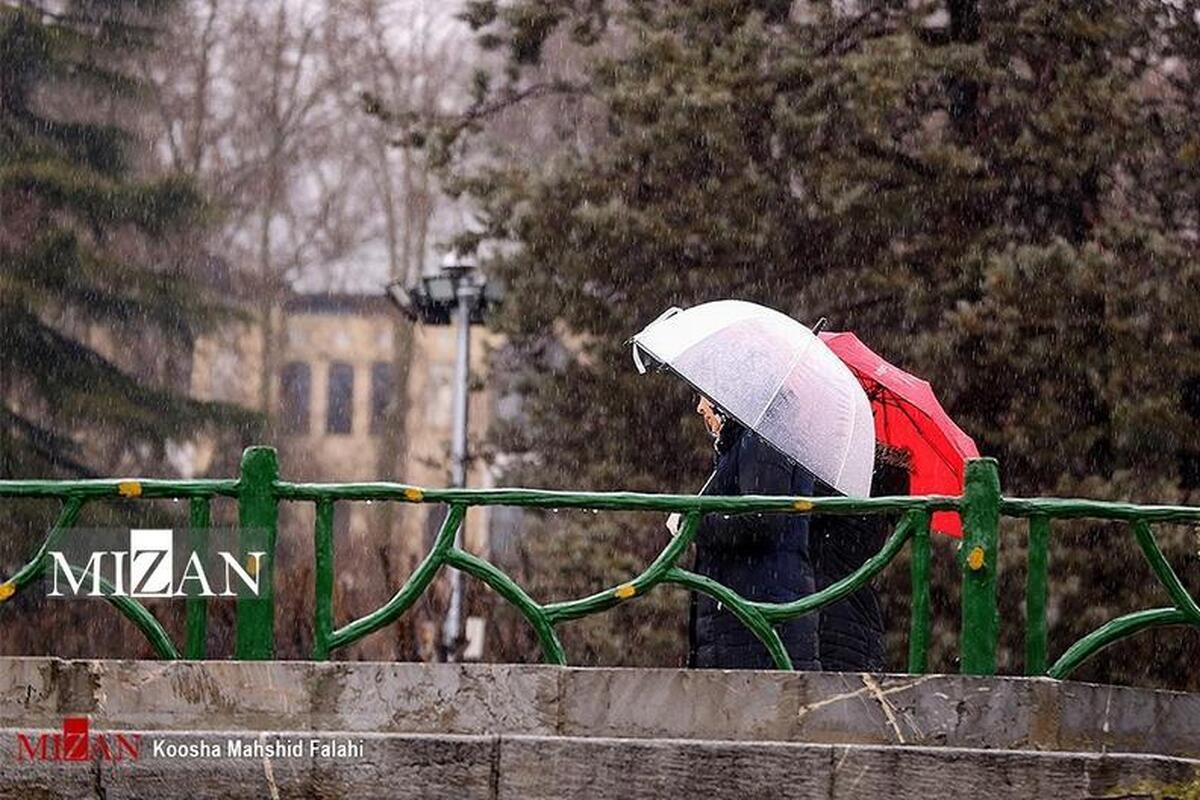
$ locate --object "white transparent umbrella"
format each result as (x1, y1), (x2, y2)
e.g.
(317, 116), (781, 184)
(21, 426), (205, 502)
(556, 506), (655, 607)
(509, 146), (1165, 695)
(631, 300), (875, 497)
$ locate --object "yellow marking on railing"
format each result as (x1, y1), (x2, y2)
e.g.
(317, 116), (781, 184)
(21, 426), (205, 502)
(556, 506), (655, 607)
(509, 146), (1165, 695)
(966, 546), (985, 571)
(0, 582), (14, 602)
(793, 500), (813, 511)
(403, 488), (424, 502)
(615, 583), (636, 599)
(117, 481), (142, 498)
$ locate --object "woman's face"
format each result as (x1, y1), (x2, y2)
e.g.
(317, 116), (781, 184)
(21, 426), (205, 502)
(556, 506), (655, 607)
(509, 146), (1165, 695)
(696, 396), (723, 438)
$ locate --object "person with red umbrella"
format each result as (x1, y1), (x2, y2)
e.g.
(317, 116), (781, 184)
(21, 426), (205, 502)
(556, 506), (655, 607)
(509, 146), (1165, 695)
(817, 323), (980, 538)
(630, 301), (876, 670)
(810, 320), (980, 670)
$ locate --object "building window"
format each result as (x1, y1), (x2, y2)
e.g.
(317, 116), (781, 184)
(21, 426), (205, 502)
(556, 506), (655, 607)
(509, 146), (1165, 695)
(370, 362), (394, 435)
(279, 362), (311, 435)
(326, 362), (354, 435)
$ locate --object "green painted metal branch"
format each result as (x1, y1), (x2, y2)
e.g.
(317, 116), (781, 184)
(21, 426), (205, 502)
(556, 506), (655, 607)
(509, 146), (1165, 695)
(328, 505), (464, 652)
(0, 496), (86, 594)
(445, 548), (566, 665)
(0, 479), (238, 499)
(664, 567), (792, 670)
(1132, 520), (1200, 622)
(1000, 497), (1200, 524)
(0, 497), (178, 659)
(104, 595), (180, 660)
(1048, 608), (1194, 680)
(753, 511), (920, 623)
(235, 446), (279, 660)
(79, 568), (180, 660)
(275, 481), (960, 515)
(544, 512), (700, 624)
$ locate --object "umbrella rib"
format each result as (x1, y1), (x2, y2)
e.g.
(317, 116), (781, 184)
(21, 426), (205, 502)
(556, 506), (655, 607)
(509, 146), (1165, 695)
(853, 367), (966, 475)
(887, 397), (964, 475)
(830, 370), (864, 492)
(748, 338), (810, 432)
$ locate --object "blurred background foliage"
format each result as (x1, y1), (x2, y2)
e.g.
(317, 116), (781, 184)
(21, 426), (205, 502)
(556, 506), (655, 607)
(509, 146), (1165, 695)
(438, 0), (1200, 687)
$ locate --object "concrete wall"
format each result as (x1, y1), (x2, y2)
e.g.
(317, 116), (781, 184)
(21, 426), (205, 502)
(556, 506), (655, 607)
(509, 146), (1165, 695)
(4, 732), (1197, 800)
(2, 659), (1198, 798)
(2, 659), (1199, 757)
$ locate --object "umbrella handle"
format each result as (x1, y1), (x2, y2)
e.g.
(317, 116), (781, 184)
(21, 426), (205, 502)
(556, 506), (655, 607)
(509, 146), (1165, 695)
(651, 306), (683, 324)
(665, 470), (718, 535)
(632, 343), (647, 374)
(630, 306), (682, 374)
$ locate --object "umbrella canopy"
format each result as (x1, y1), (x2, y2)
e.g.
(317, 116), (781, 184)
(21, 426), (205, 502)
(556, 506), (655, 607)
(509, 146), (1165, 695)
(819, 331), (980, 537)
(631, 301), (875, 497)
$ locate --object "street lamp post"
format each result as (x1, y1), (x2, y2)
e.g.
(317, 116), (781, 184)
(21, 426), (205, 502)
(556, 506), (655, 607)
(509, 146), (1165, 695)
(385, 252), (499, 661)
(442, 264), (476, 659)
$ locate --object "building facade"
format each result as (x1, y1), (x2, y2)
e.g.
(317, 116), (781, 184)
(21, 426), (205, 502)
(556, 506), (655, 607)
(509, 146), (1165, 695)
(189, 293), (499, 660)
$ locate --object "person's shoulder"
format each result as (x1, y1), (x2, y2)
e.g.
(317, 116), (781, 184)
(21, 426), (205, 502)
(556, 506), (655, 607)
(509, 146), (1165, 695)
(737, 430), (791, 470)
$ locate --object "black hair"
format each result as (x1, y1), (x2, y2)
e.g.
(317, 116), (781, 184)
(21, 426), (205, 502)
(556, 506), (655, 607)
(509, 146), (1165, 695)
(714, 414), (745, 455)
(872, 443), (912, 496)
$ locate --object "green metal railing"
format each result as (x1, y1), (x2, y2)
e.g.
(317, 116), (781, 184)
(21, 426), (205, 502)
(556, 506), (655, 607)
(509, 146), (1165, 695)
(1, 448), (1198, 680)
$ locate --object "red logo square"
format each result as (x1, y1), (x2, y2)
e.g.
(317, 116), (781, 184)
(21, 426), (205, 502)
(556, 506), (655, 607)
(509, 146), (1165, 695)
(62, 717), (89, 761)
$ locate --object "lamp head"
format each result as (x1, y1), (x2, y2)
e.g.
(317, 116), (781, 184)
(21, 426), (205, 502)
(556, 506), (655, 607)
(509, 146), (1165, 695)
(440, 250), (478, 280)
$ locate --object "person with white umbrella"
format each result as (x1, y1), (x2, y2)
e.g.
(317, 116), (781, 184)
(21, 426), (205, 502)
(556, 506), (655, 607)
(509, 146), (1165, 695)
(631, 301), (875, 670)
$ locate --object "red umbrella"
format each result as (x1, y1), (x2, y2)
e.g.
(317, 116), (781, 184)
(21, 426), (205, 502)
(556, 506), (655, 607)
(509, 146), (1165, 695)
(819, 331), (979, 537)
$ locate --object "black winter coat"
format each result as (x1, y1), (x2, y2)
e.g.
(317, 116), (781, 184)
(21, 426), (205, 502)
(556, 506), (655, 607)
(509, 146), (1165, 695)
(809, 460), (908, 671)
(810, 503), (887, 671)
(688, 425), (820, 670)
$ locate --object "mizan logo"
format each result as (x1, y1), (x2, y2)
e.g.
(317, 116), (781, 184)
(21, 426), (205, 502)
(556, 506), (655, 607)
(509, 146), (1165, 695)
(48, 529), (265, 599)
(17, 718), (139, 762)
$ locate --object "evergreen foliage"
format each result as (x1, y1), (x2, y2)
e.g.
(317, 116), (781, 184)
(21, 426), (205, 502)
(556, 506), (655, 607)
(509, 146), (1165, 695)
(439, 0), (1200, 685)
(0, 0), (245, 479)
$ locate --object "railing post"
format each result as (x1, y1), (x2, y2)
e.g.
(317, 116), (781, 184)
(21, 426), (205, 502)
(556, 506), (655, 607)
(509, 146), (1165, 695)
(312, 498), (335, 661)
(907, 511), (931, 674)
(960, 457), (1001, 675)
(236, 446), (279, 660)
(185, 497), (211, 659)
(1025, 515), (1050, 675)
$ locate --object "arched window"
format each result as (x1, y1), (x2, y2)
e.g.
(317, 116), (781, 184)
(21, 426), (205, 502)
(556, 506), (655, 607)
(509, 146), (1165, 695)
(326, 362), (354, 435)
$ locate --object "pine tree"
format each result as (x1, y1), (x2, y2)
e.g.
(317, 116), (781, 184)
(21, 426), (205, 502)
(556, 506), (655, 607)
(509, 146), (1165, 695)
(0, 0), (245, 479)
